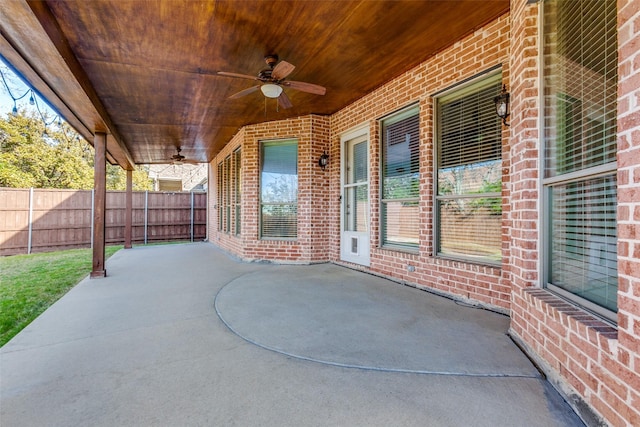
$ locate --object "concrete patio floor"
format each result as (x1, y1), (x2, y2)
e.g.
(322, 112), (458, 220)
(1, 243), (584, 426)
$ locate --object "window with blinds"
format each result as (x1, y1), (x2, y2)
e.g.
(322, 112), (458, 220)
(224, 155), (231, 233)
(380, 105), (420, 250)
(435, 73), (503, 264)
(543, 0), (618, 319)
(233, 148), (241, 236)
(260, 140), (298, 239)
(217, 161), (224, 231)
(217, 150), (241, 235)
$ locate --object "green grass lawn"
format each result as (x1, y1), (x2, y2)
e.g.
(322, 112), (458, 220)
(0, 246), (122, 347)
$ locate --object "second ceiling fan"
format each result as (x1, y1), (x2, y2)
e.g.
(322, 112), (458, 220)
(217, 55), (326, 109)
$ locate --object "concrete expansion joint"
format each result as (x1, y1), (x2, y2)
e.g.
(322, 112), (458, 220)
(214, 277), (541, 379)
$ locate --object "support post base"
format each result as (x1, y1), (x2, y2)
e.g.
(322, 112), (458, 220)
(90, 270), (107, 279)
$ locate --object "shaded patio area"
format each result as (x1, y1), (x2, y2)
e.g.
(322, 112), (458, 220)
(1, 243), (583, 426)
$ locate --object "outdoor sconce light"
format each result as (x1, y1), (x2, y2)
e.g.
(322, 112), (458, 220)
(318, 151), (329, 170)
(494, 84), (510, 127)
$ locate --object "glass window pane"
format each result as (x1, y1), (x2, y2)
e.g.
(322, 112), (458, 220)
(543, 0), (618, 317)
(224, 156), (231, 232)
(382, 201), (419, 248)
(217, 162), (223, 231)
(549, 175), (618, 312)
(438, 160), (501, 196)
(435, 73), (503, 263)
(261, 140), (297, 238)
(353, 140), (368, 184)
(543, 0), (617, 178)
(438, 82), (502, 170)
(437, 198), (502, 262)
(261, 204), (297, 239)
(381, 106), (420, 248)
(261, 141), (298, 204)
(345, 185), (369, 232)
(382, 111), (420, 200)
(234, 149), (241, 235)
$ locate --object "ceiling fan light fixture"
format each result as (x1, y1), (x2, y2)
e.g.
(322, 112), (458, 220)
(261, 83), (283, 98)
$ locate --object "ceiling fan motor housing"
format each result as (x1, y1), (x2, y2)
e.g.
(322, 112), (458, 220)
(258, 69), (273, 81)
(264, 55), (279, 68)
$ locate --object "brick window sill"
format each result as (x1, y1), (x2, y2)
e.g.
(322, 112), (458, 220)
(522, 288), (618, 354)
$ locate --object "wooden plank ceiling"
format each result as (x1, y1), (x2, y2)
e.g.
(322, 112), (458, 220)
(0, 0), (509, 167)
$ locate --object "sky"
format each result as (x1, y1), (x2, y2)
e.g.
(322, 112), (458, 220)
(0, 57), (59, 119)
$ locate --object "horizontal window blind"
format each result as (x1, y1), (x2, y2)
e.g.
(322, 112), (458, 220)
(543, 0), (618, 318)
(261, 140), (297, 239)
(544, 0), (617, 177)
(262, 141), (297, 175)
(435, 72), (502, 264)
(217, 161), (223, 231)
(381, 106), (420, 249)
(224, 155), (231, 233)
(261, 204), (297, 239)
(438, 82), (502, 170)
(234, 148), (241, 235)
(549, 176), (618, 312)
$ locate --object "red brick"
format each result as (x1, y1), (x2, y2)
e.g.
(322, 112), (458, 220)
(208, 5), (640, 426)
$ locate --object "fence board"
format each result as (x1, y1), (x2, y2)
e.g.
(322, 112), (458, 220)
(0, 188), (207, 256)
(0, 188), (30, 253)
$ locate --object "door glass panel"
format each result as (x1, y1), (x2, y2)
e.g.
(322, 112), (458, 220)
(344, 138), (368, 232)
(344, 185), (368, 232)
(352, 141), (368, 184)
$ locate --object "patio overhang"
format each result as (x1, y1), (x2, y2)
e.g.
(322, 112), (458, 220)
(0, 0), (509, 167)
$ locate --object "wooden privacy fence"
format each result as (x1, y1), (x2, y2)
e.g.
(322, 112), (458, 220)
(0, 188), (207, 256)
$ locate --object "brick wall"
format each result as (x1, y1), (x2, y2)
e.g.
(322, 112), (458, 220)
(508, 1), (640, 425)
(207, 3), (640, 424)
(209, 116), (330, 263)
(329, 13), (511, 310)
(210, 13), (511, 306)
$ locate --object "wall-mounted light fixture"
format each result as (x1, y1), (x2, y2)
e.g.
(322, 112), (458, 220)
(318, 151), (329, 170)
(494, 84), (510, 127)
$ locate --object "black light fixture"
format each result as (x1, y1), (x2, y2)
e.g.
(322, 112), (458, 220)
(494, 84), (510, 127)
(318, 151), (329, 170)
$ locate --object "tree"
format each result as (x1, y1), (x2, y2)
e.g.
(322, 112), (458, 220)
(106, 164), (153, 191)
(0, 110), (153, 190)
(0, 111), (93, 188)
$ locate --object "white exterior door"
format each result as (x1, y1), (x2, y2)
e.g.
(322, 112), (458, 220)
(341, 133), (370, 266)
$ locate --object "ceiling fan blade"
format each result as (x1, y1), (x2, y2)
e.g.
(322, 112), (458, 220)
(217, 71), (259, 80)
(283, 80), (326, 95)
(229, 85), (260, 99)
(271, 61), (295, 80)
(277, 91), (293, 109)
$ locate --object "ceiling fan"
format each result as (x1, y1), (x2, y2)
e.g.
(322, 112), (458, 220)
(217, 54), (326, 109)
(169, 146), (198, 165)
